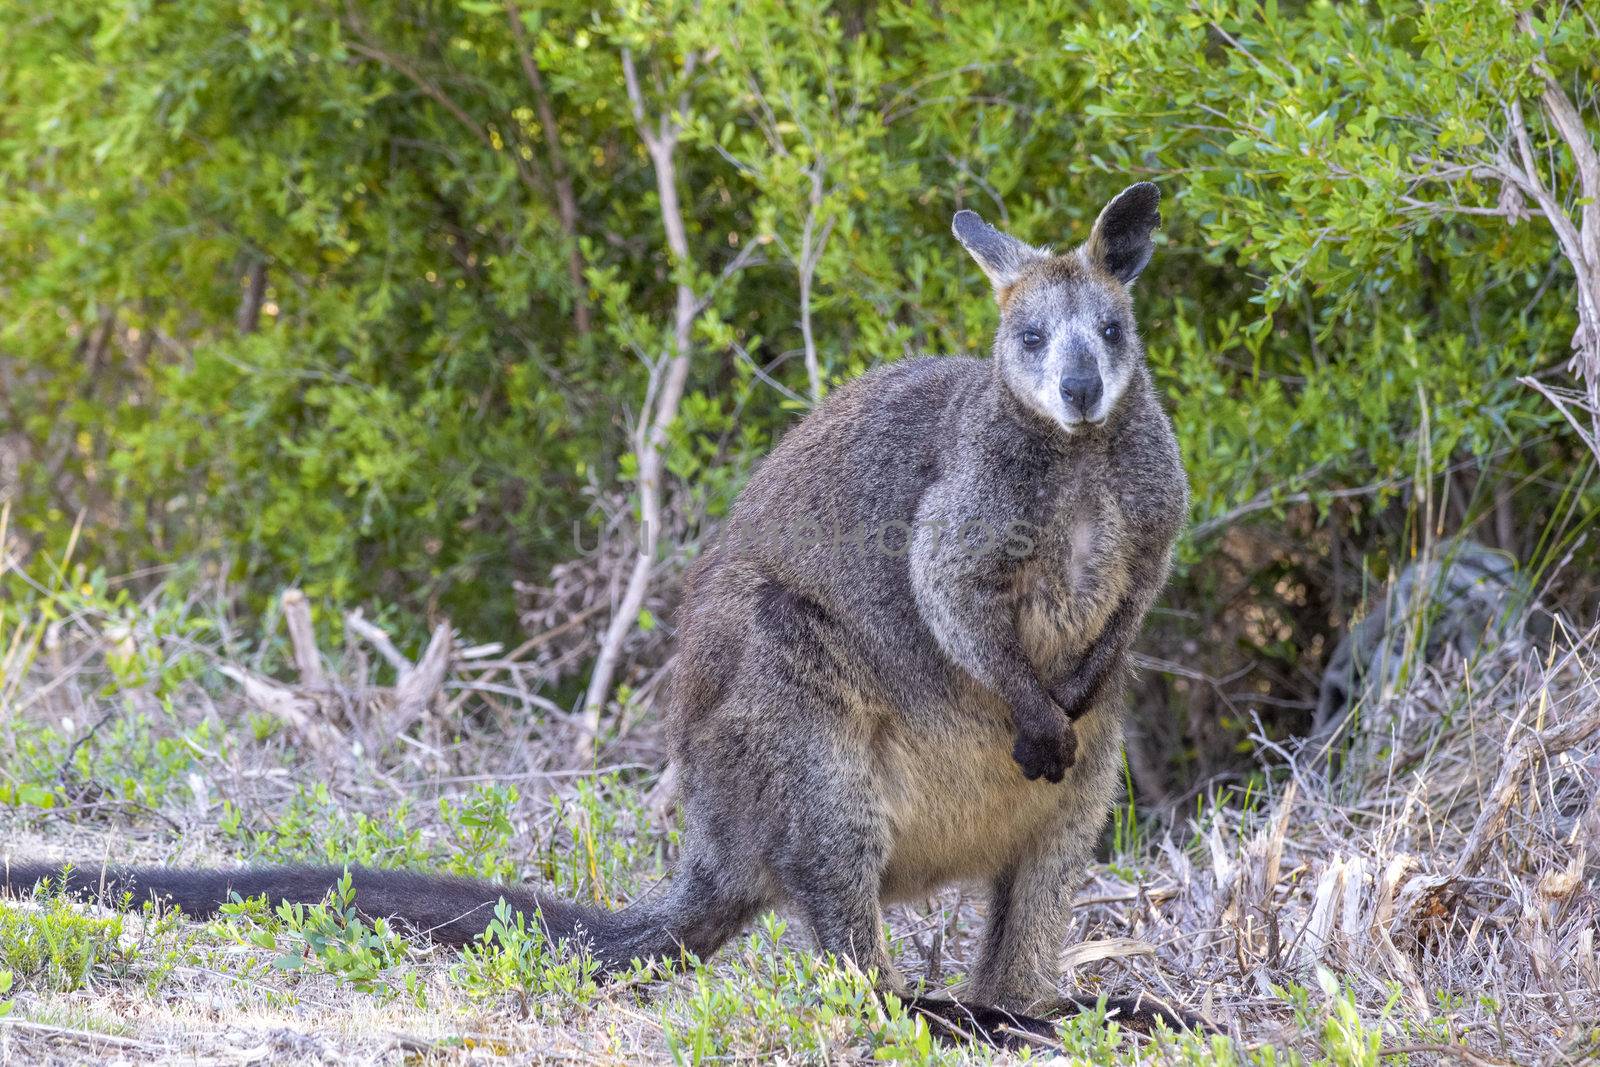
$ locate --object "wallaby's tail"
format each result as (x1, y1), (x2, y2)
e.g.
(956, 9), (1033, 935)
(0, 859), (744, 970)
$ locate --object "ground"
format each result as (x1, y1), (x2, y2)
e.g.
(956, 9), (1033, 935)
(1, 600), (1597, 1065)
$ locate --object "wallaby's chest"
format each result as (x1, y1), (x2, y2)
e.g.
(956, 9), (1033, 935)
(1014, 484), (1130, 668)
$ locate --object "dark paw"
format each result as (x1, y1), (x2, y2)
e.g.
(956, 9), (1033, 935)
(1011, 724), (1076, 783)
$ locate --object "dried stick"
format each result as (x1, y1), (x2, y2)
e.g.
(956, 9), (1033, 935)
(280, 588), (324, 688)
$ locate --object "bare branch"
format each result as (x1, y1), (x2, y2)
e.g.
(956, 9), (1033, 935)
(578, 44), (706, 760)
(691, 235), (768, 318)
(344, 610), (413, 675)
(236, 259), (267, 334)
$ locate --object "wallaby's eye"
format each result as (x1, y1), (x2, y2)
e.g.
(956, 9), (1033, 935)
(1020, 328), (1045, 349)
(1101, 322), (1122, 343)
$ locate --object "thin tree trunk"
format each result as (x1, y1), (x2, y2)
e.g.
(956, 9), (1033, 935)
(575, 48), (699, 760)
(504, 1), (591, 336)
(795, 160), (839, 403)
(1512, 14), (1600, 456)
(798, 257), (820, 402)
(237, 259), (267, 334)
(797, 167), (828, 402)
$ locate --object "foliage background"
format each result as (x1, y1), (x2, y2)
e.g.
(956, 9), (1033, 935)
(2, 0), (1597, 798)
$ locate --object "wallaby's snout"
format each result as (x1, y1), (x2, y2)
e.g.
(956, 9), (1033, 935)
(1059, 371), (1103, 420)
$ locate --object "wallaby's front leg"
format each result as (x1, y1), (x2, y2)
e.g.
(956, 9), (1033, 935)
(1047, 596), (1137, 718)
(910, 508), (1075, 782)
(1049, 535), (1175, 719)
(917, 589), (1075, 781)
(1003, 675), (1078, 783)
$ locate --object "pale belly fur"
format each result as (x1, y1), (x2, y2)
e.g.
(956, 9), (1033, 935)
(872, 700), (1123, 900)
(873, 510), (1131, 900)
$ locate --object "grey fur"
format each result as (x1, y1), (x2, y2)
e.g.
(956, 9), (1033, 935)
(5, 185), (1190, 1032)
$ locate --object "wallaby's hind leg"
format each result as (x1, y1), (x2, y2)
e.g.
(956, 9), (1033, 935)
(789, 872), (898, 991)
(969, 817), (1095, 1011)
(766, 759), (1062, 1051)
(765, 742), (901, 991)
(967, 800), (1207, 1035)
(713, 584), (903, 989)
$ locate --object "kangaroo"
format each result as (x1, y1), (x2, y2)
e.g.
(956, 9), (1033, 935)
(5, 183), (1192, 1047)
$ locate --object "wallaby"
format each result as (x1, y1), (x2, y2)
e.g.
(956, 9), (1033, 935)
(5, 183), (1192, 1047)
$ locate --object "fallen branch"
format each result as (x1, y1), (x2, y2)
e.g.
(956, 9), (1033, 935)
(389, 622), (453, 733)
(216, 664), (340, 750)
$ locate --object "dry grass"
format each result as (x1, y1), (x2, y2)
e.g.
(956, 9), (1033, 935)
(1061, 620), (1600, 1064)
(0, 591), (1597, 1064)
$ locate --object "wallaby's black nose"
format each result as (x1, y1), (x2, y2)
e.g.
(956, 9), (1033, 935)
(1059, 374), (1103, 416)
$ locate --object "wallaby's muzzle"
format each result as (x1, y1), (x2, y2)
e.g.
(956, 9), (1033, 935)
(1059, 372), (1103, 420)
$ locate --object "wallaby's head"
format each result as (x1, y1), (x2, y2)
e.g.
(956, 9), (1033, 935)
(952, 183), (1160, 433)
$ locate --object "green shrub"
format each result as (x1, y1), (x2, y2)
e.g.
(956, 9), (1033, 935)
(217, 871), (426, 1006)
(449, 898), (600, 1019)
(2, 0), (1594, 788)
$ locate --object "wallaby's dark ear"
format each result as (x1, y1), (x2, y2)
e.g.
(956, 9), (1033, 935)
(1083, 182), (1161, 284)
(952, 209), (1046, 298)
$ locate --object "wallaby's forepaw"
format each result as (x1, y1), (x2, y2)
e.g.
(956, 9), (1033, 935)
(1011, 722), (1076, 783)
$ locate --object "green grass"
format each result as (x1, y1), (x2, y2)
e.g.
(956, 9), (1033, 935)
(221, 781), (521, 880)
(0, 879), (195, 996)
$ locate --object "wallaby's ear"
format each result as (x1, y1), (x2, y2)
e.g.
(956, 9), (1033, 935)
(1083, 182), (1161, 284)
(952, 209), (1046, 297)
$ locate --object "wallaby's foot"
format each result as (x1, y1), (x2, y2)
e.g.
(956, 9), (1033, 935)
(1061, 992), (1215, 1036)
(900, 994), (1060, 1050)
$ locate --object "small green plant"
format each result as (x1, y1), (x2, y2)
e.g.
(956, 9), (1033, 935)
(1051, 996), (1127, 1062)
(1270, 971), (1401, 1067)
(0, 882), (134, 992)
(0, 711), (230, 816)
(449, 898), (600, 1019)
(225, 781), (521, 880)
(658, 913), (956, 1065)
(223, 784), (432, 869)
(437, 783), (519, 880)
(542, 773), (666, 906)
(1314, 972), (1390, 1067)
(217, 871), (425, 1006)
